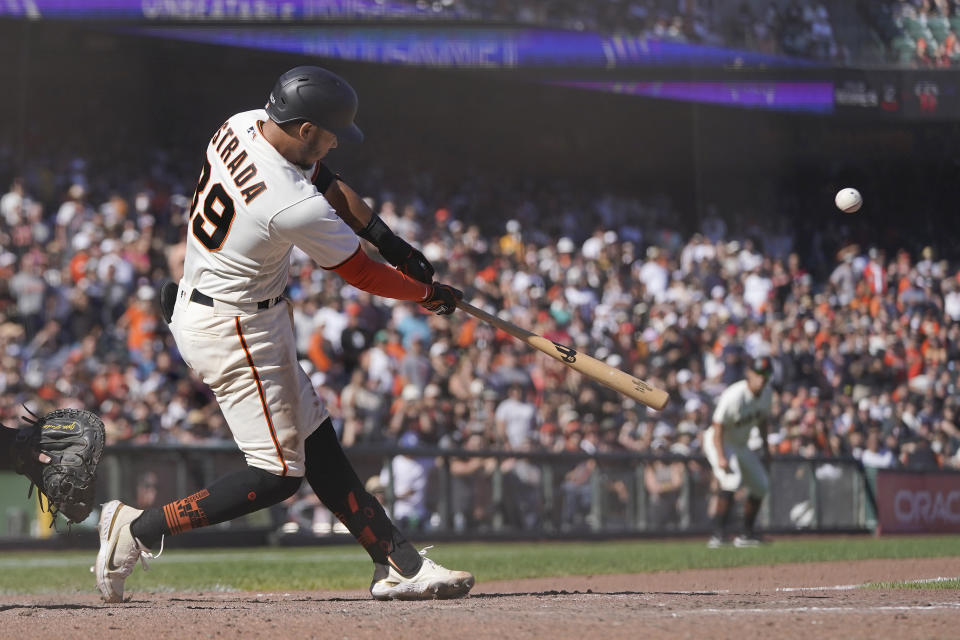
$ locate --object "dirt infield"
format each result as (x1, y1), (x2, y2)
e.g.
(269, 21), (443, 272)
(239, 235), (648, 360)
(4, 557), (959, 640)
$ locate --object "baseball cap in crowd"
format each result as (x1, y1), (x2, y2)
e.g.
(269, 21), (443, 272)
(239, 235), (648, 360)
(136, 285), (155, 301)
(749, 356), (773, 378)
(556, 237), (575, 254)
(677, 420), (699, 436)
(653, 422), (674, 440)
(364, 476), (385, 495)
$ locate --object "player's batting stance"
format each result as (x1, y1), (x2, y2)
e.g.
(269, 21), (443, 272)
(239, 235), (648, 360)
(703, 357), (773, 548)
(95, 66), (473, 602)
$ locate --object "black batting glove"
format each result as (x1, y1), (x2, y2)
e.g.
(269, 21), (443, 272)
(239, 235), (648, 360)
(396, 246), (435, 284)
(421, 283), (462, 316)
(358, 215), (435, 284)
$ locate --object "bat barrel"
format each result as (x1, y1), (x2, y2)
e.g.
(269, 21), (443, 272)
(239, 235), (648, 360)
(456, 300), (668, 411)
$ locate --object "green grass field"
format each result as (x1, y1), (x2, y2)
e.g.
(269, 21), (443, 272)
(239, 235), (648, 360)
(866, 577), (960, 590)
(2, 536), (958, 595)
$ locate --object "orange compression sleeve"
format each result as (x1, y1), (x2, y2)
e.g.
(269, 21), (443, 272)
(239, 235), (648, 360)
(330, 246), (432, 302)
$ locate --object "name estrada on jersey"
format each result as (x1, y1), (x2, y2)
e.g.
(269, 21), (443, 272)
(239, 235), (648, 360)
(711, 380), (772, 447)
(182, 109), (359, 304)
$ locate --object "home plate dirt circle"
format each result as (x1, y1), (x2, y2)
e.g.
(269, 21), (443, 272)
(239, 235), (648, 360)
(4, 557), (958, 640)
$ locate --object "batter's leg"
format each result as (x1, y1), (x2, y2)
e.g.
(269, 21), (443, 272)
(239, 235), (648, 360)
(736, 449), (769, 540)
(712, 490), (735, 540)
(742, 495), (763, 538)
(98, 466), (302, 602)
(303, 419), (423, 576)
(130, 466), (302, 548)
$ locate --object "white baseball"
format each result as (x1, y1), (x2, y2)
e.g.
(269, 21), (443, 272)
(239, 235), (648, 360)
(835, 187), (862, 213)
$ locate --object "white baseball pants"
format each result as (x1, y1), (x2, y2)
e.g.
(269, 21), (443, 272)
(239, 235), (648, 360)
(170, 283), (326, 477)
(702, 426), (769, 498)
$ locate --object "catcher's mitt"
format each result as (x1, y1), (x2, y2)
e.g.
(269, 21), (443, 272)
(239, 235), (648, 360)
(12, 408), (105, 524)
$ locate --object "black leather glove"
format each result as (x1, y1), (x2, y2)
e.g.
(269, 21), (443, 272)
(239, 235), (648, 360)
(357, 215), (435, 284)
(11, 408), (105, 524)
(421, 283), (462, 316)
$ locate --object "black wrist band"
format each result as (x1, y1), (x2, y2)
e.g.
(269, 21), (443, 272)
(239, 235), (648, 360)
(357, 214), (394, 246)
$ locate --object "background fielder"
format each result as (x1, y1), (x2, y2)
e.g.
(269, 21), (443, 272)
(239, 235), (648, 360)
(94, 66), (473, 602)
(703, 356), (773, 548)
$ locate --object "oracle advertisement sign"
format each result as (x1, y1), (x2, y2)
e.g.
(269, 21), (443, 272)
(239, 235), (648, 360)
(875, 470), (960, 534)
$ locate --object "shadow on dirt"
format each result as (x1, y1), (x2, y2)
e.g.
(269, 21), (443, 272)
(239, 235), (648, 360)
(0, 603), (106, 611)
(469, 590), (725, 598)
(298, 590), (726, 601)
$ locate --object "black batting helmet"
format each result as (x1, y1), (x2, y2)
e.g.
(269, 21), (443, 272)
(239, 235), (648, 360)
(265, 66), (363, 143)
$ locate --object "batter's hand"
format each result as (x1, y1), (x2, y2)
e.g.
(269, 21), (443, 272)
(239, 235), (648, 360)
(717, 456), (731, 473)
(421, 283), (462, 316)
(396, 246), (435, 284)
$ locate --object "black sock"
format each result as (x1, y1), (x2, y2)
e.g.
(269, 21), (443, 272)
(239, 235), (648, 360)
(304, 419), (422, 576)
(130, 466), (301, 549)
(743, 495), (763, 536)
(713, 490), (735, 538)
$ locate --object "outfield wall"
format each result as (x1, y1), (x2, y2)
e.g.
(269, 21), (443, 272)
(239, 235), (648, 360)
(0, 444), (879, 542)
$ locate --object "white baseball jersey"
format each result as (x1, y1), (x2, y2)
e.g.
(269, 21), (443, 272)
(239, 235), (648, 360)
(171, 110), (361, 476)
(711, 380), (772, 447)
(182, 109), (359, 304)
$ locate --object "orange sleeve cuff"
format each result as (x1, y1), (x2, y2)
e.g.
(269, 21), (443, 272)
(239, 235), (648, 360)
(330, 246), (431, 302)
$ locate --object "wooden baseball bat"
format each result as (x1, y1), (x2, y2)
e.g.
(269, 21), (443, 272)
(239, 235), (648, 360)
(456, 300), (669, 411)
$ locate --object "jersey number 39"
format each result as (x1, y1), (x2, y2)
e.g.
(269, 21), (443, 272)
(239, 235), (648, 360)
(189, 156), (235, 251)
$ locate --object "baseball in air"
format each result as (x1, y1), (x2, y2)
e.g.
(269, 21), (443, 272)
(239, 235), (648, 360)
(834, 187), (862, 213)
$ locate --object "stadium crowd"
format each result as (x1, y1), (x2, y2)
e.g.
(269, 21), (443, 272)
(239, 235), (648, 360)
(2, 119), (960, 533)
(864, 0), (960, 66)
(2, 145), (959, 483)
(397, 0), (843, 61)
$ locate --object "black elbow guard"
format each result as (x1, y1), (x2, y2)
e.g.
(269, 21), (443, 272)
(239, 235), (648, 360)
(312, 162), (338, 194)
(357, 214), (410, 266)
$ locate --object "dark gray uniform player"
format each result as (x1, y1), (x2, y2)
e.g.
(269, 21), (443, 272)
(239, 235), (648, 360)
(94, 67), (474, 601)
(703, 357), (773, 548)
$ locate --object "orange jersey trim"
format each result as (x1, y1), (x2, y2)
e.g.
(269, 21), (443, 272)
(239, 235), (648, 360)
(234, 316), (288, 477)
(330, 246), (431, 302)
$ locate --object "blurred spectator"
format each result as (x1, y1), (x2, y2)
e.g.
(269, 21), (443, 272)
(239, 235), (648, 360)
(448, 422), (495, 531)
(644, 438), (685, 529)
(365, 475), (388, 506)
(858, 428), (896, 469)
(134, 470), (160, 510)
(494, 383), (537, 449)
(379, 431), (433, 531)
(501, 435), (543, 531)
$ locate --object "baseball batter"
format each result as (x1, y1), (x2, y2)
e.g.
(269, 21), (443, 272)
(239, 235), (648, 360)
(702, 356), (773, 548)
(94, 66), (474, 602)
